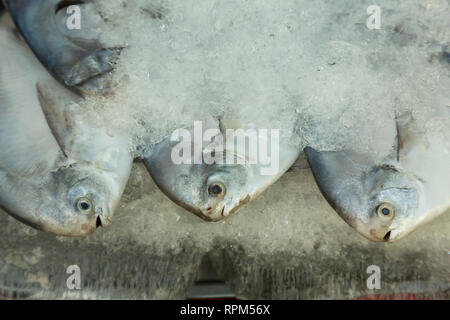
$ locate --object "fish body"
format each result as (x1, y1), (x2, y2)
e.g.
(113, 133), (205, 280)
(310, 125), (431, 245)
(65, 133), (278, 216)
(143, 118), (300, 221)
(305, 112), (450, 242)
(0, 17), (132, 236)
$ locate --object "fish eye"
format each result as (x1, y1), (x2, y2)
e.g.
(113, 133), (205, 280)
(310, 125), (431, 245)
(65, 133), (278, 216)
(377, 203), (395, 219)
(76, 197), (93, 214)
(208, 182), (226, 197)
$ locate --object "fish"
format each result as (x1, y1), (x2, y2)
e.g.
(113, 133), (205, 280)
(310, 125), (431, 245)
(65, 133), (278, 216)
(305, 112), (450, 242)
(0, 16), (133, 236)
(143, 118), (300, 221)
(5, 0), (120, 94)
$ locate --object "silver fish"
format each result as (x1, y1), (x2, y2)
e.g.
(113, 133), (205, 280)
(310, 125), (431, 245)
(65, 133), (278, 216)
(143, 118), (300, 221)
(0, 18), (132, 236)
(305, 112), (450, 242)
(5, 0), (120, 93)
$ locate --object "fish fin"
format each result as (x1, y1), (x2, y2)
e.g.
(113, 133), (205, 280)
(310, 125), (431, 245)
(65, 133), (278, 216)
(395, 112), (429, 160)
(36, 81), (81, 155)
(0, 27), (65, 176)
(394, 112), (450, 219)
(6, 0), (120, 93)
(0, 85), (63, 176)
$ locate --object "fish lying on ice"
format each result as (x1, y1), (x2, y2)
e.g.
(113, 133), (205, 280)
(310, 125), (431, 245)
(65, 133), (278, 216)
(143, 117), (300, 222)
(305, 111), (450, 242)
(0, 16), (133, 236)
(5, 0), (120, 94)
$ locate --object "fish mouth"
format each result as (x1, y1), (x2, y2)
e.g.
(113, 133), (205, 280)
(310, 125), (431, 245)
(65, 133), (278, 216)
(353, 219), (395, 243)
(96, 213), (112, 228)
(198, 198), (246, 222)
(382, 229), (404, 242)
(199, 203), (226, 222)
(96, 216), (103, 228)
(159, 190), (252, 222)
(220, 205), (225, 217)
(362, 228), (400, 242)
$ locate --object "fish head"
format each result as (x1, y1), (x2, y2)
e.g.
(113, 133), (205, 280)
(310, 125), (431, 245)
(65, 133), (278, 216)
(143, 124), (263, 222)
(305, 147), (420, 242)
(357, 167), (420, 242)
(41, 161), (121, 236)
(146, 147), (252, 221)
(195, 159), (253, 221)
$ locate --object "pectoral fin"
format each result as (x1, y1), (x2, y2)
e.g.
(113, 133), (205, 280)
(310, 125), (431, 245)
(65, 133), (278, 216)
(36, 81), (81, 155)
